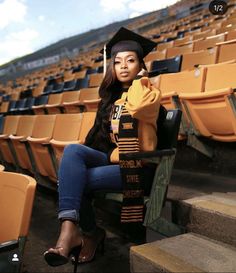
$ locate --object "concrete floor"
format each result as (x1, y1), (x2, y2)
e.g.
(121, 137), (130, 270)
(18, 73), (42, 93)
(21, 187), (140, 273)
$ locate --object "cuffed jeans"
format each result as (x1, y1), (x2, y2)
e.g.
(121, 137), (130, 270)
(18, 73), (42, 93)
(58, 144), (122, 232)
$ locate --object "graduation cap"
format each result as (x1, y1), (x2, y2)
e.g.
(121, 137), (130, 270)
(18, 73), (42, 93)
(101, 27), (157, 74)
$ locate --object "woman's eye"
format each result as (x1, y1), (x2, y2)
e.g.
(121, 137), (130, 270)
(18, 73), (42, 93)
(127, 59), (135, 63)
(114, 61), (120, 65)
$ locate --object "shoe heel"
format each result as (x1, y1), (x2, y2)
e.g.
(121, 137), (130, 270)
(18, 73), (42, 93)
(71, 245), (82, 273)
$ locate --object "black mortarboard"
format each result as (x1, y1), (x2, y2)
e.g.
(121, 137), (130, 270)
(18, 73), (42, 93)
(101, 27), (157, 59)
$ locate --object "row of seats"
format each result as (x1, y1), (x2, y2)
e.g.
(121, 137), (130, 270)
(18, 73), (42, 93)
(0, 113), (96, 183)
(146, 38), (236, 73)
(0, 87), (100, 115)
(151, 61), (236, 142)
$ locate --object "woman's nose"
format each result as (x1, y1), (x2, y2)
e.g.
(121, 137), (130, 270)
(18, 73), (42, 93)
(121, 61), (127, 68)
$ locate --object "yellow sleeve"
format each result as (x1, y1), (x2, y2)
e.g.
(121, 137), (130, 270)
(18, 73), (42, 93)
(110, 147), (119, 163)
(125, 77), (161, 123)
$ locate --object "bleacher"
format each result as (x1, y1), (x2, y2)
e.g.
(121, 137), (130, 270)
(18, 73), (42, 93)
(0, 0), (235, 272)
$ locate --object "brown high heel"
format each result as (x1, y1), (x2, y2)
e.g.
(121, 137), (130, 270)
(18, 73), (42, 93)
(72, 227), (106, 264)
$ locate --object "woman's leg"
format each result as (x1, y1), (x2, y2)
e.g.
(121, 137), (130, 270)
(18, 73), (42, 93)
(58, 143), (111, 221)
(45, 144), (117, 266)
(79, 164), (122, 232)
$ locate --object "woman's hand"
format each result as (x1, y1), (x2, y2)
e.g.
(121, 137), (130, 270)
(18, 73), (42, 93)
(137, 68), (148, 77)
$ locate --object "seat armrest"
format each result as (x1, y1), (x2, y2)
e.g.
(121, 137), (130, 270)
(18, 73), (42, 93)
(9, 135), (25, 141)
(0, 240), (19, 253)
(50, 139), (80, 147)
(27, 136), (51, 143)
(62, 100), (80, 106)
(83, 99), (101, 104)
(0, 134), (8, 139)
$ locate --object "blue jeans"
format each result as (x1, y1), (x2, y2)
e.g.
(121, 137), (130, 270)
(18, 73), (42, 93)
(58, 144), (122, 232)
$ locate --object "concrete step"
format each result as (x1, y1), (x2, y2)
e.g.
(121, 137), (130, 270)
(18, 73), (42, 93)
(130, 233), (236, 273)
(177, 193), (236, 247)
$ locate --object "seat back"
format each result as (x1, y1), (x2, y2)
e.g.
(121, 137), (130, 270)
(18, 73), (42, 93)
(181, 47), (218, 71)
(204, 62), (236, 91)
(2, 115), (20, 135)
(0, 171), (36, 242)
(149, 55), (182, 77)
(15, 115), (36, 137)
(78, 112), (97, 143)
(157, 106), (182, 150)
(53, 113), (83, 141)
(32, 115), (56, 138)
(79, 87), (100, 102)
(89, 73), (104, 87)
(158, 66), (206, 95)
(166, 43), (193, 59)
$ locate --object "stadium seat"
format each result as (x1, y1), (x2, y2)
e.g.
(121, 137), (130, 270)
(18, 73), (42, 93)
(216, 39), (236, 63)
(149, 55), (182, 77)
(9, 116), (36, 168)
(193, 33), (226, 51)
(144, 49), (167, 62)
(96, 108), (182, 235)
(155, 67), (206, 137)
(0, 116), (21, 164)
(50, 112), (96, 168)
(63, 87), (100, 113)
(0, 171), (36, 273)
(88, 73), (104, 87)
(166, 43), (193, 58)
(179, 88), (236, 142)
(31, 95), (49, 115)
(181, 47), (218, 71)
(28, 113), (83, 182)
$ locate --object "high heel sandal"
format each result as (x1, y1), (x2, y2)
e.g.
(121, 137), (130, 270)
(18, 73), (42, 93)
(72, 227), (106, 265)
(44, 240), (83, 272)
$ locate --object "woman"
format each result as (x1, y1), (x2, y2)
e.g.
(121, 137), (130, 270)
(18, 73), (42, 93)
(44, 27), (161, 267)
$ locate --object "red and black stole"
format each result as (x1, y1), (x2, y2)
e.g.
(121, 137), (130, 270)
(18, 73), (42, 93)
(118, 103), (144, 223)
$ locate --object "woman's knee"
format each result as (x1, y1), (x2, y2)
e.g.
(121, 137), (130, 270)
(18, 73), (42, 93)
(63, 144), (86, 159)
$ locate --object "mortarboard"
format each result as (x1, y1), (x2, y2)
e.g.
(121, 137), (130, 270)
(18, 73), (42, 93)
(101, 27), (157, 74)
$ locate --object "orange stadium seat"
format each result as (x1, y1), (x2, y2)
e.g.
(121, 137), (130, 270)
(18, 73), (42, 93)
(179, 62), (236, 142)
(88, 73), (104, 88)
(63, 87), (100, 113)
(193, 33), (226, 51)
(50, 112), (96, 169)
(166, 43), (193, 58)
(181, 47), (218, 71)
(0, 171), (36, 273)
(0, 115), (21, 164)
(9, 115), (36, 168)
(28, 113), (83, 182)
(216, 39), (236, 63)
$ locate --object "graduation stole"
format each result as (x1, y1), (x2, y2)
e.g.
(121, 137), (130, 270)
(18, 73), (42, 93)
(118, 104), (144, 223)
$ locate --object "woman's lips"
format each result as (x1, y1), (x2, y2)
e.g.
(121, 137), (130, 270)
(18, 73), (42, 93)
(120, 72), (129, 76)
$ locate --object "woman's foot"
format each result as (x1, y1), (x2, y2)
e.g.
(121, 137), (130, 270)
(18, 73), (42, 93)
(78, 227), (106, 264)
(44, 220), (83, 267)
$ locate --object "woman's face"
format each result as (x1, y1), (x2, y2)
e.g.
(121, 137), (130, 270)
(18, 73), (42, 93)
(114, 51), (142, 88)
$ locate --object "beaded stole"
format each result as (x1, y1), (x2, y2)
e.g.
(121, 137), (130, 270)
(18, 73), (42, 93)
(118, 104), (144, 223)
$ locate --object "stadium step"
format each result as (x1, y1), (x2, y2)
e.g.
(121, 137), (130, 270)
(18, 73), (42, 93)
(130, 233), (236, 273)
(177, 192), (236, 247)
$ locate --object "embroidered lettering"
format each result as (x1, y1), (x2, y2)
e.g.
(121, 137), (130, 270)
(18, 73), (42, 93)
(119, 160), (142, 168)
(123, 190), (143, 198)
(122, 122), (133, 129)
(126, 175), (140, 183)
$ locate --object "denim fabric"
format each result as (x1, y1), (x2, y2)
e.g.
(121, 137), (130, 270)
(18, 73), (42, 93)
(58, 144), (122, 232)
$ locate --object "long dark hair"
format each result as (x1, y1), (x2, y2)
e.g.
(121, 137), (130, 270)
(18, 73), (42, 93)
(85, 53), (143, 153)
